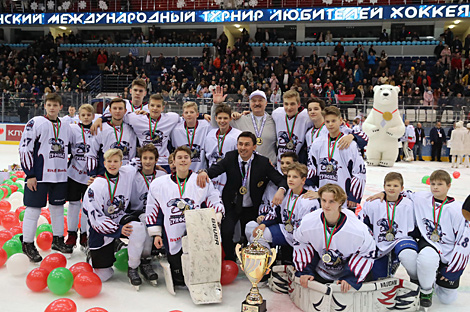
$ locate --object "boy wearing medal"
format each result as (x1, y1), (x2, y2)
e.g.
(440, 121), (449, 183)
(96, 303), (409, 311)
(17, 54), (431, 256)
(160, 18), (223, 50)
(19, 93), (73, 262)
(66, 104), (95, 250)
(170, 101), (211, 171)
(245, 163), (320, 253)
(86, 98), (137, 176)
(146, 146), (224, 285)
(103, 78), (149, 114)
(83, 148), (149, 288)
(294, 184), (376, 292)
(307, 106), (366, 210)
(359, 172), (418, 281)
(204, 104), (241, 192)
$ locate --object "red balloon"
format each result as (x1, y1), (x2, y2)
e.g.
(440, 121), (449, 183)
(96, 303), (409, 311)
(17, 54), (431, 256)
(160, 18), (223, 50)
(220, 260), (238, 285)
(26, 267), (49, 292)
(0, 200), (11, 213)
(15, 206), (26, 220)
(426, 177), (430, 185)
(453, 171), (461, 179)
(15, 172), (26, 178)
(40, 253), (67, 272)
(41, 212), (51, 224)
(0, 230), (13, 248)
(9, 185), (18, 192)
(0, 188), (8, 200)
(69, 262), (93, 278)
(0, 210), (5, 223)
(74, 272), (102, 298)
(44, 298), (77, 312)
(1, 212), (19, 230)
(85, 308), (108, 312)
(0, 248), (7, 266)
(63, 218), (68, 237)
(10, 226), (22, 236)
(37, 231), (53, 251)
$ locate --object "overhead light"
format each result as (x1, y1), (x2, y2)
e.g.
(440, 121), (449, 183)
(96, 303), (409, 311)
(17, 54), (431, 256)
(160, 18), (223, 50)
(238, 28), (243, 32)
(454, 20), (461, 24)
(448, 25), (456, 29)
(234, 24), (240, 28)
(58, 26), (67, 30)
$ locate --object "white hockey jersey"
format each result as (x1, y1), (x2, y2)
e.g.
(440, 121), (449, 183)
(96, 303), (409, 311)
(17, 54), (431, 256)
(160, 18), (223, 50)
(264, 189), (321, 246)
(129, 169), (166, 214)
(19, 116), (70, 183)
(68, 123), (94, 185)
(294, 210), (376, 289)
(146, 172), (225, 255)
(307, 134), (366, 203)
(359, 195), (416, 258)
(305, 123), (328, 150)
(170, 120), (212, 171)
(124, 112), (180, 166)
(103, 99), (149, 115)
(272, 107), (312, 168)
(62, 114), (80, 125)
(83, 165), (137, 250)
(86, 121), (137, 175)
(204, 127), (241, 192)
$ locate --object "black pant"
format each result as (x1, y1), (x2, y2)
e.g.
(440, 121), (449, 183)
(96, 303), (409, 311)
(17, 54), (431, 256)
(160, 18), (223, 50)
(167, 250), (184, 285)
(221, 205), (258, 261)
(431, 142), (443, 161)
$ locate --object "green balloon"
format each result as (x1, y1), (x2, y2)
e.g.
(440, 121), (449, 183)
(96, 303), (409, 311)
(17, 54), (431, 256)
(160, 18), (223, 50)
(47, 267), (74, 295)
(13, 182), (22, 188)
(113, 248), (129, 272)
(17, 178), (25, 182)
(12, 234), (22, 242)
(2, 239), (22, 258)
(4, 180), (13, 185)
(36, 223), (53, 237)
(421, 175), (430, 184)
(1, 185), (12, 197)
(19, 210), (25, 221)
(18, 188), (24, 194)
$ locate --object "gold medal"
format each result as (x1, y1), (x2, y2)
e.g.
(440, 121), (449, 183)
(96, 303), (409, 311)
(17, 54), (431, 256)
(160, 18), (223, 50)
(257, 181), (264, 188)
(177, 201), (186, 210)
(256, 137), (263, 145)
(286, 141), (295, 150)
(216, 157), (223, 162)
(122, 146), (128, 154)
(322, 253), (332, 264)
(190, 150), (197, 159)
(326, 165), (333, 173)
(52, 144), (61, 152)
(107, 205), (115, 214)
(239, 186), (248, 195)
(152, 135), (160, 143)
(285, 223), (294, 233)
(382, 111), (393, 121)
(430, 230), (440, 242)
(183, 204), (190, 211)
(385, 231), (395, 242)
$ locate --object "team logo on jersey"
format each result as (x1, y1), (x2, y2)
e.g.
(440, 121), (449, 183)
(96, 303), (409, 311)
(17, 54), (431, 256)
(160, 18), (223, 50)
(422, 218), (445, 243)
(49, 138), (65, 158)
(139, 192), (148, 206)
(75, 142), (90, 155)
(106, 195), (126, 218)
(87, 188), (95, 201)
(209, 152), (223, 163)
(110, 141), (131, 157)
(321, 249), (343, 267)
(278, 131), (300, 150)
(189, 144), (202, 161)
(168, 198), (196, 225)
(143, 130), (164, 146)
(377, 218), (401, 242)
(26, 119), (34, 131)
(318, 158), (340, 181)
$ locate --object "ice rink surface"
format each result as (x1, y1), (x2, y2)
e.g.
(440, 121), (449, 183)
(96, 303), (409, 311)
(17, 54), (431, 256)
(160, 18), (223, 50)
(0, 144), (469, 312)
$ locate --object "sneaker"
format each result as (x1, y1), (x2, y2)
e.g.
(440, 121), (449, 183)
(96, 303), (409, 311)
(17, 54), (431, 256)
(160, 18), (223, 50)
(420, 291), (433, 308)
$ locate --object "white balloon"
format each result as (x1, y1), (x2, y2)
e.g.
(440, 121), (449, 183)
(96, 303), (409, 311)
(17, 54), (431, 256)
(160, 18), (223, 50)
(8, 198), (23, 211)
(8, 191), (23, 202)
(6, 254), (30, 276)
(37, 215), (48, 226)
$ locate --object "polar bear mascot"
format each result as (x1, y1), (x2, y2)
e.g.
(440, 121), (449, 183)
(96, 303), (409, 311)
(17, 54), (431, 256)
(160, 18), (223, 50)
(362, 85), (406, 167)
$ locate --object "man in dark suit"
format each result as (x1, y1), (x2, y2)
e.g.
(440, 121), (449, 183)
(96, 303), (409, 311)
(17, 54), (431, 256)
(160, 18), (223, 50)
(414, 122), (426, 161)
(429, 121), (447, 161)
(197, 131), (287, 261)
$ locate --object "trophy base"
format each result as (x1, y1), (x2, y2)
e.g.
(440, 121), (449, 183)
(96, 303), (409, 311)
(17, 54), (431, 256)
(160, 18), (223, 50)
(241, 299), (267, 312)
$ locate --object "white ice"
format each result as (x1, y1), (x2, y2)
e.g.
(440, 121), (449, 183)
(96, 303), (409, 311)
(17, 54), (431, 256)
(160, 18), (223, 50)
(0, 144), (469, 312)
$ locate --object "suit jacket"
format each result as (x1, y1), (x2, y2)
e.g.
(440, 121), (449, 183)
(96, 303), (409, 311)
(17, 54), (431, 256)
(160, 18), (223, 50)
(415, 127), (426, 143)
(207, 150), (287, 211)
(430, 127), (447, 144)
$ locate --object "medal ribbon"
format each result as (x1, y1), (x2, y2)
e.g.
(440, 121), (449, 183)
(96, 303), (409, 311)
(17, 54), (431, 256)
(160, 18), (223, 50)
(47, 116), (61, 141)
(217, 128), (230, 156)
(149, 115), (161, 140)
(105, 172), (119, 203)
(327, 133), (343, 161)
(285, 113), (299, 141)
(176, 173), (188, 198)
(323, 214), (342, 252)
(111, 121), (123, 145)
(286, 191), (300, 223)
(140, 171), (155, 189)
(432, 197), (448, 230)
(386, 199), (397, 232)
(251, 113), (267, 139)
(312, 123), (325, 141)
(80, 124), (87, 146)
(373, 108), (398, 116)
(185, 121), (197, 150)
(239, 159), (252, 188)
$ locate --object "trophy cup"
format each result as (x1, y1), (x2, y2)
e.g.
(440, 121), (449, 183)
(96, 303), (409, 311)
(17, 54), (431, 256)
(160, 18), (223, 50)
(236, 230), (277, 312)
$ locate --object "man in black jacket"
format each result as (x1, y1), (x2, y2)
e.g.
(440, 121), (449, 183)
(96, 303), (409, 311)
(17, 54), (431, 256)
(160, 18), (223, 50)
(197, 131), (287, 261)
(429, 121), (447, 161)
(18, 102), (29, 123)
(414, 122), (426, 161)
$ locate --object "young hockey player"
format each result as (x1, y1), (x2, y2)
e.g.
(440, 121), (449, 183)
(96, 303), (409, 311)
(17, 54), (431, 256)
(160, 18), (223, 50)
(168, 152), (176, 174)
(307, 106), (366, 210)
(86, 98), (137, 176)
(359, 172), (418, 281)
(66, 104), (95, 249)
(170, 101), (212, 171)
(204, 104), (241, 192)
(103, 78), (149, 114)
(246, 163), (320, 250)
(271, 90), (312, 169)
(19, 93), (73, 262)
(83, 149), (149, 289)
(146, 146), (224, 286)
(294, 184), (376, 292)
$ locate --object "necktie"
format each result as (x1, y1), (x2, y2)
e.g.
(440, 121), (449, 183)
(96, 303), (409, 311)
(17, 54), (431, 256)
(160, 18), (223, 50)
(241, 161), (247, 177)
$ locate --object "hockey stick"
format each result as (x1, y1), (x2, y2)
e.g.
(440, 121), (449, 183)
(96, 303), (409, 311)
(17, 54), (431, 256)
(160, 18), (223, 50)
(159, 259), (176, 295)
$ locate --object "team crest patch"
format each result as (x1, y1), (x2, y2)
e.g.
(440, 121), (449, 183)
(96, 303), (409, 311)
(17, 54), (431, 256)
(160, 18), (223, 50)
(422, 218), (445, 243)
(318, 158), (340, 181)
(26, 119), (34, 131)
(168, 198), (196, 225)
(377, 218), (401, 243)
(143, 130), (164, 146)
(49, 138), (65, 158)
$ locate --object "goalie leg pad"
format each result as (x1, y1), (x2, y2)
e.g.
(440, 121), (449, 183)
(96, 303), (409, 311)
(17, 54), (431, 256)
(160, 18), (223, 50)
(181, 209), (222, 304)
(268, 265), (289, 294)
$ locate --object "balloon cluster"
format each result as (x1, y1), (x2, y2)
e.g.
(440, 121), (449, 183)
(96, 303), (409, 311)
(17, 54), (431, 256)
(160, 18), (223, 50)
(44, 298), (108, 312)
(25, 254), (102, 298)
